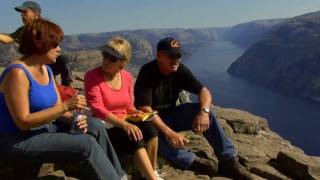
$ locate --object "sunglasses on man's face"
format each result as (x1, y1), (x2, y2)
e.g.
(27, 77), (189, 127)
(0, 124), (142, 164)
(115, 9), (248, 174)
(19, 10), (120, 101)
(167, 54), (181, 60)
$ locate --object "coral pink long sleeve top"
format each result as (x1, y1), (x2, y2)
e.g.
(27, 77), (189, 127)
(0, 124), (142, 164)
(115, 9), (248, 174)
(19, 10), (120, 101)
(84, 67), (135, 123)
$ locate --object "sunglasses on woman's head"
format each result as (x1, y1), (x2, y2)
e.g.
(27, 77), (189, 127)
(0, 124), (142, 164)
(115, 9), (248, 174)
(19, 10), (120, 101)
(52, 43), (60, 48)
(102, 51), (118, 63)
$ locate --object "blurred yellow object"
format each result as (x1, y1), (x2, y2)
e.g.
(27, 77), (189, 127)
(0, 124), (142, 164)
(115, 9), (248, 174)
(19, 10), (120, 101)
(125, 111), (158, 122)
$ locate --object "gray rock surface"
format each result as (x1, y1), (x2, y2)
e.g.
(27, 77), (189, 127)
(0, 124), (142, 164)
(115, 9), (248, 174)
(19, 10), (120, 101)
(1, 105), (319, 179)
(270, 151), (320, 179)
(1, 80), (319, 180)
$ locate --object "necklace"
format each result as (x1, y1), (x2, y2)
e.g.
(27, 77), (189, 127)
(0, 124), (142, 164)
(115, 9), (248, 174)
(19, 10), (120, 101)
(104, 71), (121, 90)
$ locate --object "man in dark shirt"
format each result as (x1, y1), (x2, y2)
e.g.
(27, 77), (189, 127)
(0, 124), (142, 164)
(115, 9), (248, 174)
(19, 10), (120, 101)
(49, 52), (73, 86)
(0, 1), (73, 86)
(135, 37), (253, 179)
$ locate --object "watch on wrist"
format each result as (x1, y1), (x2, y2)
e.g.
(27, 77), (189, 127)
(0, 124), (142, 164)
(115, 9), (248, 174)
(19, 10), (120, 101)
(201, 107), (210, 113)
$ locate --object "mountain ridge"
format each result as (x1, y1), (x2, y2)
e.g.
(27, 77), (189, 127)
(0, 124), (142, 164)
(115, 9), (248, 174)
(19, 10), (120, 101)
(228, 10), (320, 102)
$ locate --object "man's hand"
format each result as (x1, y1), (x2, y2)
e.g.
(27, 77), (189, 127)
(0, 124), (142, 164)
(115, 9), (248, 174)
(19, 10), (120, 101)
(167, 131), (190, 149)
(0, 34), (14, 44)
(192, 111), (210, 134)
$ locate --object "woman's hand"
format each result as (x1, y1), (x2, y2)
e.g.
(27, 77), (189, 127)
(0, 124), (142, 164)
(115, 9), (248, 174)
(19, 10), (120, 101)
(122, 122), (143, 141)
(77, 115), (88, 133)
(64, 95), (87, 111)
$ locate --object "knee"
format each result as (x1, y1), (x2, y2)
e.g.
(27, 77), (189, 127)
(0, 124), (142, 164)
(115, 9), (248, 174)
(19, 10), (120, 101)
(148, 136), (158, 143)
(75, 135), (98, 158)
(147, 136), (158, 147)
(87, 117), (104, 128)
(86, 117), (106, 134)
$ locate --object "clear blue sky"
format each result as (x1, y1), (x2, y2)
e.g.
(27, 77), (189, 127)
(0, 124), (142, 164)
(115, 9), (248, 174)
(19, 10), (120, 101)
(1, 0), (320, 35)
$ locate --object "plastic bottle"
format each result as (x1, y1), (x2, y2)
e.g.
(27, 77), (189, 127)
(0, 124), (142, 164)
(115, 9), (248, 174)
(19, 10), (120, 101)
(70, 110), (86, 134)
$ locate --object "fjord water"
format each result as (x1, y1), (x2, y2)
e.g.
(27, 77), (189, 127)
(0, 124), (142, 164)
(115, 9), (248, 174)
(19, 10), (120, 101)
(184, 41), (320, 156)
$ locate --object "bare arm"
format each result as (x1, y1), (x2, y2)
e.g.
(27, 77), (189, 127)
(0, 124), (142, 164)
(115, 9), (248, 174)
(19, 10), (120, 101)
(51, 69), (88, 132)
(52, 75), (73, 122)
(139, 106), (189, 148)
(103, 113), (128, 129)
(193, 87), (212, 133)
(0, 33), (15, 44)
(1, 68), (86, 130)
(198, 87), (212, 108)
(140, 106), (174, 136)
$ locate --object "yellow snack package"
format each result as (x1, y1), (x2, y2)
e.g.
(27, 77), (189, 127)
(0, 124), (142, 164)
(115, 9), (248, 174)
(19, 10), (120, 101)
(125, 111), (158, 122)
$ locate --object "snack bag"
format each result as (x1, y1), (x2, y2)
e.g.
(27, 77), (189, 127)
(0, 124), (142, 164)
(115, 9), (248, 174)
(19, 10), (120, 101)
(125, 111), (158, 122)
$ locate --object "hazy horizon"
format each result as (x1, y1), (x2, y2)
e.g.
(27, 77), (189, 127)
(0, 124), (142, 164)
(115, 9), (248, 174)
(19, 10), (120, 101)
(1, 0), (320, 35)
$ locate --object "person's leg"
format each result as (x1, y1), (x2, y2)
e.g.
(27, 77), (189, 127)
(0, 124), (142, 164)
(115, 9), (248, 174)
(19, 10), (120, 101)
(135, 121), (158, 169)
(54, 53), (73, 86)
(136, 121), (164, 179)
(146, 137), (158, 169)
(85, 117), (126, 177)
(203, 112), (237, 161)
(0, 130), (122, 180)
(133, 148), (157, 180)
(165, 103), (253, 179)
(158, 134), (196, 169)
(169, 103), (236, 160)
(156, 103), (199, 169)
(107, 126), (156, 180)
(54, 117), (125, 177)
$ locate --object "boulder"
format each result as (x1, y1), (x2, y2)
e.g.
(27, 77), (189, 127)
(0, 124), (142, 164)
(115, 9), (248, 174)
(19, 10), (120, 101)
(270, 151), (320, 180)
(248, 163), (291, 180)
(214, 106), (269, 135)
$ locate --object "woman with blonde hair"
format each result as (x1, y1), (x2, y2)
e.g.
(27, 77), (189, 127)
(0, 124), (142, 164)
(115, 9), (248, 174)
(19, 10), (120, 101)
(85, 36), (161, 180)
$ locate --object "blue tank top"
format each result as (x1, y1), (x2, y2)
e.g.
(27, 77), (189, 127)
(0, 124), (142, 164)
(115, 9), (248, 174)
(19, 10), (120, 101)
(0, 64), (58, 132)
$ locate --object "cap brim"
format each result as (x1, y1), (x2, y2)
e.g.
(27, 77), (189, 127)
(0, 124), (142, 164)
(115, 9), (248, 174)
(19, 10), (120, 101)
(101, 46), (124, 59)
(14, 5), (28, 12)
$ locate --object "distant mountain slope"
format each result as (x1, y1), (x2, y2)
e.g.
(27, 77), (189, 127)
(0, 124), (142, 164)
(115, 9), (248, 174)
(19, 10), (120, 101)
(224, 19), (286, 49)
(0, 28), (216, 72)
(63, 28), (215, 52)
(62, 28), (216, 71)
(0, 43), (21, 66)
(228, 11), (320, 102)
(0, 20), (286, 71)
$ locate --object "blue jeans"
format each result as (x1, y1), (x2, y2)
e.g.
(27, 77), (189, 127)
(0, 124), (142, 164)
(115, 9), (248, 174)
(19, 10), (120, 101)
(158, 103), (236, 169)
(0, 117), (126, 180)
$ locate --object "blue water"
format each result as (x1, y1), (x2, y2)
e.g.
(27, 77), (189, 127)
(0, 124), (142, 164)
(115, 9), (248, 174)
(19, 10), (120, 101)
(184, 41), (320, 156)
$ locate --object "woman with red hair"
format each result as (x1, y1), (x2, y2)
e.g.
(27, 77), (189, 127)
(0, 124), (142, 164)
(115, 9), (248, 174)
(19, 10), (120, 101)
(0, 19), (126, 180)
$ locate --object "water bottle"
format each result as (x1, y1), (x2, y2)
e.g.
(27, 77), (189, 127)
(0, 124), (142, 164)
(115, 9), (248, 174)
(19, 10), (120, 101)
(70, 90), (88, 134)
(70, 110), (86, 134)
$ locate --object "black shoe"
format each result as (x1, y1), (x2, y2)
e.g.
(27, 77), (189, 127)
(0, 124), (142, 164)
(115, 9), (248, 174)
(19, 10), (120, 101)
(188, 156), (218, 177)
(218, 158), (254, 180)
